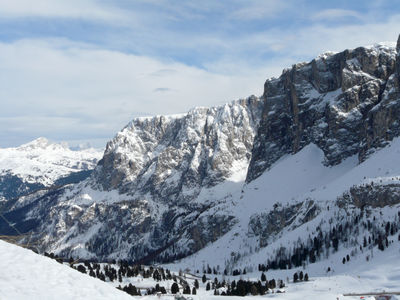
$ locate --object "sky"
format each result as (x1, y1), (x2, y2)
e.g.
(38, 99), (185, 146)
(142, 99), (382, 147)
(0, 0), (399, 148)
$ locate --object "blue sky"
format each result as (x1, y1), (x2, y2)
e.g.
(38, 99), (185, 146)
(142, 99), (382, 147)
(0, 0), (399, 148)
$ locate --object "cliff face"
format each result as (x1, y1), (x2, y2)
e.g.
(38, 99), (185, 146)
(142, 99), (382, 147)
(94, 96), (263, 202)
(247, 39), (400, 181)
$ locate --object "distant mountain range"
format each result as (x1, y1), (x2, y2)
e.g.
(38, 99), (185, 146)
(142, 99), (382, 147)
(0, 137), (102, 211)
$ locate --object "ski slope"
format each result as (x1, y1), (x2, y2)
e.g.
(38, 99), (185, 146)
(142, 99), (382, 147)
(0, 240), (132, 300)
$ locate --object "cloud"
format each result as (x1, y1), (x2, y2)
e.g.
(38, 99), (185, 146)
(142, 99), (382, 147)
(0, 38), (267, 148)
(1, 1), (400, 149)
(311, 9), (363, 21)
(153, 88), (172, 93)
(229, 0), (288, 20)
(0, 0), (124, 20)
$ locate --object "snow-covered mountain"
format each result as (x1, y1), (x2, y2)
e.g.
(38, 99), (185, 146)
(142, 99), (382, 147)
(0, 137), (102, 207)
(2, 35), (400, 278)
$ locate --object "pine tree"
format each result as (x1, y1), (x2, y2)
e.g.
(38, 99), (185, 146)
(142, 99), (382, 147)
(206, 282), (211, 291)
(194, 279), (199, 289)
(261, 272), (266, 282)
(299, 271), (304, 281)
(192, 287), (197, 295)
(183, 285), (190, 294)
(378, 239), (385, 251)
(171, 282), (179, 294)
(293, 272), (298, 282)
(304, 273), (309, 281)
(251, 284), (258, 296)
(77, 265), (87, 274)
(342, 257), (346, 264)
(202, 274), (207, 283)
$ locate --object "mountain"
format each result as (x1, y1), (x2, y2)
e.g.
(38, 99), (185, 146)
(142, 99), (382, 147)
(2, 36), (400, 274)
(0, 137), (102, 211)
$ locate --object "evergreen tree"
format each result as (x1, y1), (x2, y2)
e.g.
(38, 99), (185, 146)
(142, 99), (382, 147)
(194, 279), (199, 289)
(202, 274), (207, 283)
(299, 271), (304, 281)
(206, 282), (211, 291)
(171, 282), (179, 294)
(192, 287), (197, 295)
(251, 284), (258, 296)
(304, 273), (309, 281)
(77, 265), (86, 274)
(293, 272), (298, 283)
(261, 272), (266, 282)
(183, 285), (191, 294)
(378, 239), (385, 251)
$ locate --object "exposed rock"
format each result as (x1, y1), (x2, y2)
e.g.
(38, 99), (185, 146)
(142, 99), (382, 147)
(94, 96), (263, 203)
(337, 183), (400, 208)
(247, 44), (399, 181)
(248, 200), (319, 247)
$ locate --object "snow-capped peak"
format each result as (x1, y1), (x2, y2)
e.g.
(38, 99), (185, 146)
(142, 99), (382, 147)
(18, 137), (67, 151)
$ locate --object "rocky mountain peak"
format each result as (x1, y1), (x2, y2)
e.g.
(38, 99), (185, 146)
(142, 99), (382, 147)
(94, 96), (264, 203)
(247, 42), (399, 182)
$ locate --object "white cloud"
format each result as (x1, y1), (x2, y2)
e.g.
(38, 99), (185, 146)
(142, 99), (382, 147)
(229, 0), (288, 20)
(0, 0), (125, 21)
(0, 38), (268, 148)
(311, 9), (363, 21)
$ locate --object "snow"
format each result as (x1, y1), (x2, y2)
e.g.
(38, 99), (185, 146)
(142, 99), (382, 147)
(2, 235), (399, 300)
(0, 240), (133, 300)
(168, 138), (400, 280)
(0, 137), (102, 186)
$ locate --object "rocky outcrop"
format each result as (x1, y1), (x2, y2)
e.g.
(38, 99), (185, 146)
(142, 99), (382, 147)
(247, 39), (400, 181)
(248, 200), (319, 247)
(337, 182), (400, 208)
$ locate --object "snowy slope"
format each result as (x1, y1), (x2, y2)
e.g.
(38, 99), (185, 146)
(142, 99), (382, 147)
(169, 137), (400, 273)
(0, 240), (133, 300)
(4, 236), (399, 300)
(0, 137), (102, 186)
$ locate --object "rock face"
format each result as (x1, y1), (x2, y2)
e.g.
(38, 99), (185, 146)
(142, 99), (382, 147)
(94, 96), (263, 201)
(2, 37), (400, 264)
(247, 41), (400, 181)
(249, 199), (319, 247)
(337, 183), (400, 208)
